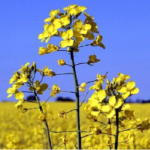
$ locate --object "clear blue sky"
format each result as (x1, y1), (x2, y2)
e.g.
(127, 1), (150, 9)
(0, 0), (150, 102)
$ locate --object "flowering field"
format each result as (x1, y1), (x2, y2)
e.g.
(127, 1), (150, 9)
(0, 102), (150, 149)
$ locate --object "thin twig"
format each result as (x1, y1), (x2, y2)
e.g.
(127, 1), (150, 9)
(42, 96), (51, 107)
(65, 64), (72, 67)
(97, 121), (107, 126)
(78, 44), (91, 48)
(81, 134), (93, 138)
(119, 127), (137, 133)
(55, 73), (73, 75)
(50, 130), (90, 133)
(54, 143), (63, 150)
(101, 132), (116, 136)
(80, 91), (89, 107)
(66, 109), (77, 114)
(21, 91), (33, 93)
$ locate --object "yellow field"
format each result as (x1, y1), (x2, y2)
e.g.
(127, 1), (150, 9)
(0, 102), (150, 149)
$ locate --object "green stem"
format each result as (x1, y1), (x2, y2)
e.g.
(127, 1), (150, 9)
(70, 50), (81, 149)
(115, 109), (119, 149)
(33, 90), (52, 149)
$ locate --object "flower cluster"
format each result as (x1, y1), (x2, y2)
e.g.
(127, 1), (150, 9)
(85, 73), (139, 118)
(38, 4), (105, 55)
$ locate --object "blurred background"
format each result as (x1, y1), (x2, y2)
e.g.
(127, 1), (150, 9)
(0, 0), (150, 103)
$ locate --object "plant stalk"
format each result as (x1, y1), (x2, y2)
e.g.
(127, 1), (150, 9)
(115, 109), (119, 149)
(70, 50), (81, 149)
(33, 90), (52, 149)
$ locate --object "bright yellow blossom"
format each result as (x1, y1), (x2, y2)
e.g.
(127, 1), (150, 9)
(58, 59), (66, 66)
(9, 72), (19, 84)
(118, 81), (139, 99)
(7, 84), (19, 98)
(79, 82), (86, 92)
(39, 44), (58, 55)
(60, 29), (74, 48)
(43, 67), (56, 77)
(101, 96), (124, 118)
(44, 9), (60, 22)
(115, 73), (130, 83)
(29, 80), (48, 94)
(38, 24), (58, 43)
(73, 19), (91, 35)
(53, 15), (70, 29)
(64, 5), (87, 16)
(50, 84), (61, 97)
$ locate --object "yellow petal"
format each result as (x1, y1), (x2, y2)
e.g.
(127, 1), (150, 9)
(39, 47), (47, 55)
(118, 86), (127, 94)
(60, 39), (74, 48)
(7, 94), (12, 98)
(101, 105), (111, 113)
(7, 88), (12, 94)
(109, 96), (116, 107)
(97, 90), (107, 102)
(122, 91), (130, 100)
(114, 99), (124, 109)
(126, 81), (135, 90)
(91, 111), (100, 117)
(122, 104), (130, 110)
(107, 109), (115, 118)
(67, 29), (73, 38)
(15, 92), (24, 100)
(131, 87), (139, 95)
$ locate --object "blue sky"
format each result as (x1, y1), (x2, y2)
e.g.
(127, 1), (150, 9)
(0, 0), (150, 102)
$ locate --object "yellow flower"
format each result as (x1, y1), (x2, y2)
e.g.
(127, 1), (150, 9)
(39, 113), (47, 122)
(79, 82), (86, 92)
(53, 15), (70, 29)
(19, 62), (30, 72)
(60, 29), (74, 48)
(101, 96), (124, 118)
(7, 84), (19, 98)
(39, 44), (59, 55)
(118, 81), (139, 99)
(44, 9), (60, 22)
(38, 24), (58, 43)
(9, 72), (19, 84)
(89, 80), (102, 90)
(15, 92), (24, 101)
(115, 73), (130, 83)
(43, 67), (56, 77)
(64, 5), (87, 16)
(16, 73), (28, 83)
(87, 54), (100, 64)
(84, 12), (99, 33)
(97, 73), (107, 83)
(58, 110), (67, 119)
(30, 80), (48, 94)
(58, 59), (66, 66)
(50, 84), (61, 97)
(73, 30), (84, 44)
(91, 35), (105, 49)
(73, 19), (91, 35)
